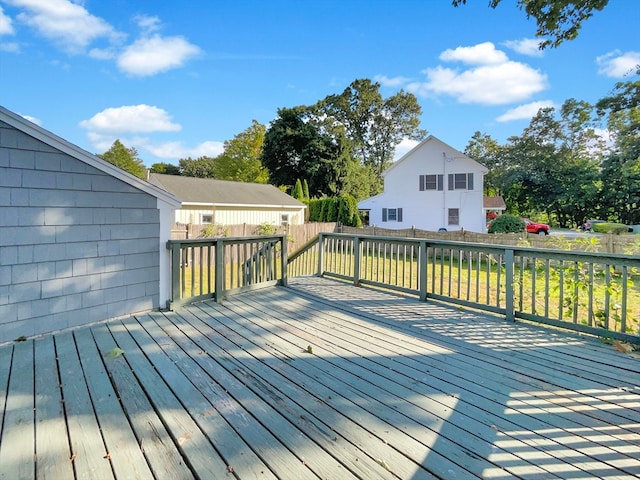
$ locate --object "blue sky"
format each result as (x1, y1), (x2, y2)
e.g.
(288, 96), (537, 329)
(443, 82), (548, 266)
(1, 0), (638, 167)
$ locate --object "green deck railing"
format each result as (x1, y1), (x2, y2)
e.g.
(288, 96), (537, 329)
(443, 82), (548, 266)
(287, 233), (640, 344)
(166, 235), (287, 308)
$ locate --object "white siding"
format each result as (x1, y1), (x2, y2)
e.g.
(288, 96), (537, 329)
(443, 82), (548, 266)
(176, 205), (305, 226)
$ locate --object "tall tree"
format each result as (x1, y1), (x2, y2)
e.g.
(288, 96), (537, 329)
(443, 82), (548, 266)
(261, 106), (353, 197)
(98, 140), (146, 179)
(452, 0), (609, 49)
(213, 120), (269, 183)
(464, 131), (507, 196)
(320, 79), (426, 185)
(596, 68), (640, 224)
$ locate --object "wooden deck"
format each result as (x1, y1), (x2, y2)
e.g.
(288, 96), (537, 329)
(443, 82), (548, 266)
(1, 277), (639, 480)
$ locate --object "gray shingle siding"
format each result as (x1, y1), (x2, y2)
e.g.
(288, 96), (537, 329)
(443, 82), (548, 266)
(0, 122), (161, 343)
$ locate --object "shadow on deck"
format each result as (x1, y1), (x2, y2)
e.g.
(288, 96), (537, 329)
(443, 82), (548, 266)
(1, 277), (639, 479)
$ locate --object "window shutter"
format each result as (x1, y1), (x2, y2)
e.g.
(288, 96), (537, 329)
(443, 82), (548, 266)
(437, 174), (443, 191)
(397, 208), (403, 222)
(448, 174), (454, 190)
(419, 175), (425, 191)
(467, 173), (474, 190)
(382, 208), (388, 222)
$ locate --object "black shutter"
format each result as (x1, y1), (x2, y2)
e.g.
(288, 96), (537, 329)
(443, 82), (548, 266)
(448, 174), (454, 190)
(382, 208), (388, 222)
(419, 175), (425, 191)
(468, 173), (474, 190)
(437, 174), (443, 191)
(397, 208), (403, 222)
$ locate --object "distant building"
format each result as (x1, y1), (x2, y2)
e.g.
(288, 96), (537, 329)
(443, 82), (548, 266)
(147, 173), (306, 226)
(358, 136), (491, 232)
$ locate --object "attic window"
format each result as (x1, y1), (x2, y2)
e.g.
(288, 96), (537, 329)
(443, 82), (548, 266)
(201, 214), (213, 224)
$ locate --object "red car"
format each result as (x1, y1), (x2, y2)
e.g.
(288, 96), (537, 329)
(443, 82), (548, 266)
(522, 218), (549, 235)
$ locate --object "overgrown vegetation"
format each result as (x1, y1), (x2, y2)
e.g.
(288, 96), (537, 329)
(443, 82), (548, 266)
(487, 214), (524, 234)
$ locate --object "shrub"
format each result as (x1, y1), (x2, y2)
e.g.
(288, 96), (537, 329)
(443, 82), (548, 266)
(488, 214), (525, 234)
(592, 222), (630, 235)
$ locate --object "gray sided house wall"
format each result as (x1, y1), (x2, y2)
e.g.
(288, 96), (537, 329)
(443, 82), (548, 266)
(0, 121), (161, 344)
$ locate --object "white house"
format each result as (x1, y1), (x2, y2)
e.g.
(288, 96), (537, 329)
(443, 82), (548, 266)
(148, 173), (306, 226)
(358, 136), (488, 232)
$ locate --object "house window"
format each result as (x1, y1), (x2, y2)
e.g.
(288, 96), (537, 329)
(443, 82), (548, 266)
(419, 174), (444, 191)
(281, 214), (290, 225)
(448, 173), (474, 190)
(201, 214), (213, 224)
(382, 208), (403, 222)
(448, 208), (459, 225)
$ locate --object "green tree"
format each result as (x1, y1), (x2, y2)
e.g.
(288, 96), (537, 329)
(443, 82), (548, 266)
(596, 68), (640, 224)
(149, 162), (180, 175)
(178, 156), (217, 178)
(452, 0), (609, 49)
(464, 131), (507, 196)
(302, 179), (310, 201)
(291, 179), (304, 200)
(261, 106), (353, 197)
(98, 140), (146, 179)
(320, 78), (426, 189)
(212, 120), (269, 183)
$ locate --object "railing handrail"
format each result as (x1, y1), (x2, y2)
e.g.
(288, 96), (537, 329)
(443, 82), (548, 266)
(286, 232), (640, 344)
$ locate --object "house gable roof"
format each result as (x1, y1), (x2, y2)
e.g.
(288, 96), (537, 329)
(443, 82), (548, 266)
(0, 105), (181, 208)
(483, 196), (507, 210)
(148, 173), (306, 209)
(384, 135), (488, 176)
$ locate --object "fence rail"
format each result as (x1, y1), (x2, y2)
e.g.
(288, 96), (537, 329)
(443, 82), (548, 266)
(166, 235), (287, 308)
(287, 233), (640, 344)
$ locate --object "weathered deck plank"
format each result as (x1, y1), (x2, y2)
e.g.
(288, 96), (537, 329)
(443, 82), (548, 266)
(34, 336), (74, 480)
(0, 341), (34, 480)
(0, 277), (639, 480)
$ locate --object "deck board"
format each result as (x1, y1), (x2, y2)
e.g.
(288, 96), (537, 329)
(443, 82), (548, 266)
(1, 277), (639, 479)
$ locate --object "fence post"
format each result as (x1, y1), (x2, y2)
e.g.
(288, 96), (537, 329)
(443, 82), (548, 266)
(419, 240), (427, 301)
(280, 234), (288, 287)
(317, 233), (325, 277)
(353, 236), (361, 286)
(505, 248), (515, 322)
(215, 238), (224, 303)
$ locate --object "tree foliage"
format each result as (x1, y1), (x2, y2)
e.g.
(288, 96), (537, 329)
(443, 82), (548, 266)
(212, 120), (269, 183)
(452, 0), (609, 49)
(488, 214), (525, 234)
(178, 156), (217, 178)
(98, 140), (147, 179)
(149, 162), (181, 175)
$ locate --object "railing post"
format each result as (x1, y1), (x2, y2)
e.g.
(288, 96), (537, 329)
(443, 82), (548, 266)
(353, 236), (361, 286)
(280, 234), (288, 287)
(419, 240), (427, 301)
(215, 238), (225, 303)
(505, 248), (515, 322)
(167, 241), (181, 309)
(317, 233), (324, 277)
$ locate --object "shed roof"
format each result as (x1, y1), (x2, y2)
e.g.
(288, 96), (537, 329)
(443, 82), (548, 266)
(483, 196), (507, 210)
(148, 173), (306, 209)
(0, 105), (181, 208)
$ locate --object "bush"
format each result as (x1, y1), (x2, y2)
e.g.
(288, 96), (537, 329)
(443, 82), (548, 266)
(592, 222), (630, 235)
(488, 214), (525, 234)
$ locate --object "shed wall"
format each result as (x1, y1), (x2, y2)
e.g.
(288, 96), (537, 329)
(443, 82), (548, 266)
(0, 121), (161, 343)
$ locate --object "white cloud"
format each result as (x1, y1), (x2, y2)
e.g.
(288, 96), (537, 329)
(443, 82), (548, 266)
(439, 42), (508, 66)
(596, 50), (640, 78)
(5, 0), (122, 53)
(374, 74), (411, 88)
(134, 14), (161, 35)
(0, 6), (14, 35)
(503, 38), (544, 57)
(393, 138), (419, 161)
(117, 34), (201, 76)
(79, 105), (182, 135)
(20, 113), (41, 125)
(496, 100), (556, 122)
(0, 41), (19, 52)
(409, 61), (547, 105)
(142, 140), (224, 160)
